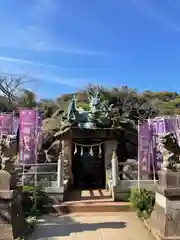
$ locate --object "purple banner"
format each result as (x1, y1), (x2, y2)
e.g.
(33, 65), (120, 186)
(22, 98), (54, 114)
(151, 117), (178, 170)
(19, 110), (38, 165)
(153, 134), (163, 170)
(150, 118), (167, 134)
(0, 113), (13, 135)
(176, 116), (180, 130)
(36, 111), (43, 150)
(139, 116), (180, 176)
(165, 117), (176, 133)
(12, 116), (19, 135)
(138, 122), (152, 178)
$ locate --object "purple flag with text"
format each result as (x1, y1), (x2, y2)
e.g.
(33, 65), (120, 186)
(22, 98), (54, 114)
(148, 118), (166, 171)
(0, 113), (13, 135)
(36, 111), (43, 150)
(138, 121), (152, 178)
(19, 109), (38, 165)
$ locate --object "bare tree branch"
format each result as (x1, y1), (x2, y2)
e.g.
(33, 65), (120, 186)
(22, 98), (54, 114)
(0, 72), (34, 104)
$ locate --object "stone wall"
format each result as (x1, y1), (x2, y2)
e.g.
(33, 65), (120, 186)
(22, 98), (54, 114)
(114, 180), (156, 201)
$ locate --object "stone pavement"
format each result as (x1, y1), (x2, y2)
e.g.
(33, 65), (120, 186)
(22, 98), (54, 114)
(29, 212), (155, 240)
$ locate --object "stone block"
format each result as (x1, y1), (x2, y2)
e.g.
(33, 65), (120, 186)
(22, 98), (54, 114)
(0, 170), (10, 190)
(0, 190), (29, 240)
(148, 170), (180, 240)
(158, 170), (180, 189)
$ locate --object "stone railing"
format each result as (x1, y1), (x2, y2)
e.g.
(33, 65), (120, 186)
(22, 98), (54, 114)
(109, 152), (157, 201)
(15, 162), (58, 188)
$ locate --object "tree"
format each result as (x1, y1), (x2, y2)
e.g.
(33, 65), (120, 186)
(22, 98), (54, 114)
(39, 99), (58, 118)
(18, 89), (37, 108)
(0, 72), (31, 104)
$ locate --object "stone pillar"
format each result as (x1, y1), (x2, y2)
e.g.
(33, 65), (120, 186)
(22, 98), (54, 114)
(57, 153), (64, 188)
(148, 170), (180, 240)
(0, 170), (28, 240)
(104, 140), (118, 190)
(111, 150), (118, 201)
(112, 150), (118, 187)
(62, 140), (73, 184)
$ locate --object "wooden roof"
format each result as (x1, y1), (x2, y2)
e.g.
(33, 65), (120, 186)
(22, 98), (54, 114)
(54, 126), (124, 140)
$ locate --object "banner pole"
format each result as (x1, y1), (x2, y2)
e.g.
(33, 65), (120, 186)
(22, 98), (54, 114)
(137, 120), (140, 191)
(34, 108), (38, 210)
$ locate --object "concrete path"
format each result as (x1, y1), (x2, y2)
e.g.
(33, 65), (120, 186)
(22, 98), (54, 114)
(29, 212), (155, 240)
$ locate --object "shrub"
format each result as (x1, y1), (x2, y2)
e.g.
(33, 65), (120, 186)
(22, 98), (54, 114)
(129, 187), (155, 219)
(21, 185), (50, 217)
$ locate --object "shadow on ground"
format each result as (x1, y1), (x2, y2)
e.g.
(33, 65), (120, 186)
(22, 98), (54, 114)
(30, 215), (127, 239)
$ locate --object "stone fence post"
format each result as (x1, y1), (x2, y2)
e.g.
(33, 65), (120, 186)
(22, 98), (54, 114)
(111, 150), (118, 201)
(57, 152), (64, 188)
(0, 170), (28, 240)
(112, 150), (118, 187)
(148, 169), (180, 240)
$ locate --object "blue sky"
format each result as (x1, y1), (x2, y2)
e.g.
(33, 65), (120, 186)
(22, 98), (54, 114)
(0, 0), (180, 99)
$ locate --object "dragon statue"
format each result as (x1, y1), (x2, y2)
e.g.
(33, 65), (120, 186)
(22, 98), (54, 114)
(66, 88), (112, 129)
(159, 132), (180, 171)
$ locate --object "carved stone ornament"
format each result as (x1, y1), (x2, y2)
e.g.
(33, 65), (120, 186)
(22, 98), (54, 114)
(159, 132), (180, 171)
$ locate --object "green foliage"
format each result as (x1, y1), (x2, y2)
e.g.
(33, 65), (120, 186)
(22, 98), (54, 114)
(22, 185), (50, 217)
(18, 89), (37, 108)
(129, 188), (155, 219)
(77, 102), (90, 111)
(1, 74), (180, 121)
(39, 99), (58, 118)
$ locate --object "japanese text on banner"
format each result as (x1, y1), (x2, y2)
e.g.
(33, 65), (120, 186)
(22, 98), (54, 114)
(19, 110), (38, 165)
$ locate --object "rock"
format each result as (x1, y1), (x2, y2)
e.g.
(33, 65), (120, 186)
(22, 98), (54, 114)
(0, 170), (10, 190)
(1, 158), (18, 189)
(52, 109), (64, 117)
(159, 132), (180, 171)
(123, 159), (138, 180)
(43, 117), (61, 131)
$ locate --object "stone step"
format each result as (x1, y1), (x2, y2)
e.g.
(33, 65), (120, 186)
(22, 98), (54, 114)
(44, 189), (132, 215)
(52, 200), (132, 214)
(64, 189), (112, 201)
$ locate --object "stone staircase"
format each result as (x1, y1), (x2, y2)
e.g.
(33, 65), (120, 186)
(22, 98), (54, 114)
(48, 189), (132, 215)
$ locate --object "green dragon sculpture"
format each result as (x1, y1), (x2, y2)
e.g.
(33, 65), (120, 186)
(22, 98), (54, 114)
(67, 88), (112, 128)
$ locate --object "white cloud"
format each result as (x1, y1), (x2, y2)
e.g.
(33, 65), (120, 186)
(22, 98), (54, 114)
(0, 56), (64, 70)
(37, 74), (90, 87)
(0, 56), (110, 71)
(26, 0), (60, 25)
(0, 0), (107, 56)
(0, 62), (80, 88)
(32, 41), (107, 55)
(0, 56), (104, 88)
(0, 24), (107, 55)
(131, 0), (180, 31)
(33, 0), (58, 12)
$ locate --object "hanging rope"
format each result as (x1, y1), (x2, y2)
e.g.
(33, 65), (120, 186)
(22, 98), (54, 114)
(72, 141), (105, 147)
(72, 141), (105, 157)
